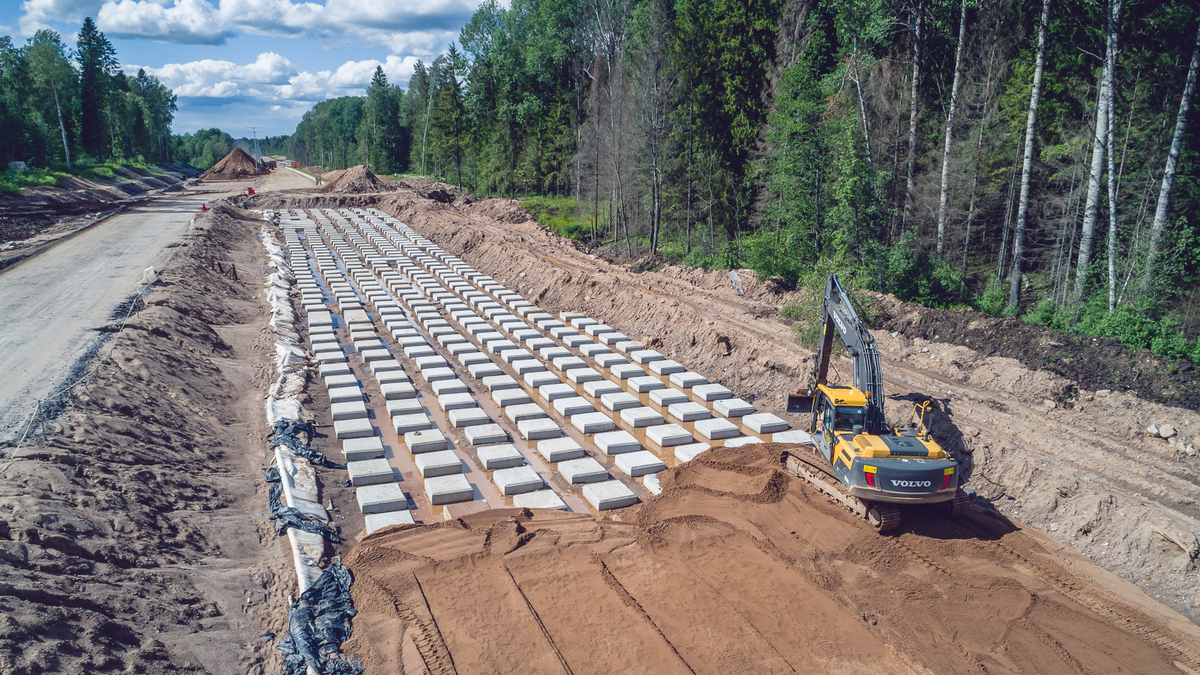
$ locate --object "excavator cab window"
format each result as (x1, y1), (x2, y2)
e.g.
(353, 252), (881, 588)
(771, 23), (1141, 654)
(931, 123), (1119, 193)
(834, 406), (865, 432)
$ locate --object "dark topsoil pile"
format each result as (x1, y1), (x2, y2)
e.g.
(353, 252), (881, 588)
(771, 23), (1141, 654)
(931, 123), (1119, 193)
(318, 165), (385, 194)
(0, 204), (290, 674)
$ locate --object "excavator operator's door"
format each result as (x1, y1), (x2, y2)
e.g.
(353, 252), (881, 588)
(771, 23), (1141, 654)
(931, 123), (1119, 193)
(813, 393), (835, 463)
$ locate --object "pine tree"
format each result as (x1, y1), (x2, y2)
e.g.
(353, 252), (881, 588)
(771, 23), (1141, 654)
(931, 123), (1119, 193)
(76, 17), (117, 160)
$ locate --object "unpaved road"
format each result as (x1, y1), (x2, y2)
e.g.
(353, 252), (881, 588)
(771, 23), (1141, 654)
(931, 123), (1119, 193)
(0, 170), (310, 443)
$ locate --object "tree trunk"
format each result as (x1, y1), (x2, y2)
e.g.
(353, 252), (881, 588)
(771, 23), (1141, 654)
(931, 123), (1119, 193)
(902, 0), (925, 231)
(1141, 23), (1200, 295)
(936, 0), (968, 256)
(1105, 0), (1123, 310)
(1073, 1), (1115, 303)
(851, 38), (879, 211)
(50, 80), (71, 170)
(1008, 0), (1052, 311)
(961, 27), (999, 298)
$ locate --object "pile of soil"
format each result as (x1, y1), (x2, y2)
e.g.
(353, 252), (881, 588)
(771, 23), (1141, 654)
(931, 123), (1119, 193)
(201, 147), (263, 181)
(319, 165), (385, 194)
(345, 445), (1200, 673)
(0, 204), (290, 674)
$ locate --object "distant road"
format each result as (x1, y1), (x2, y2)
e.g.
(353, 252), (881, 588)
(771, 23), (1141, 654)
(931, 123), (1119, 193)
(0, 169), (311, 443)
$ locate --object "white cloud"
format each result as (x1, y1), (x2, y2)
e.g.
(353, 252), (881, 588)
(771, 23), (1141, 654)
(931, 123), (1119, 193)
(98, 0), (231, 44)
(19, 0), (104, 34)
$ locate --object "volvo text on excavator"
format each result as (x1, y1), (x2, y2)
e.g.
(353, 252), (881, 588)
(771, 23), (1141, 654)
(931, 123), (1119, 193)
(782, 274), (970, 532)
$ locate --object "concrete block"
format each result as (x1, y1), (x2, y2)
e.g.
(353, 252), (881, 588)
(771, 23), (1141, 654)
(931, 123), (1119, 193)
(519, 418), (561, 440)
(360, 348), (394, 363)
(380, 382), (417, 400)
(487, 339), (518, 354)
(415, 450), (462, 477)
(562, 334), (591, 348)
(694, 418), (740, 440)
(583, 481), (638, 511)
(386, 399), (423, 417)
(566, 367), (602, 385)
(506, 403), (548, 424)
(744, 413), (789, 434)
(628, 376), (665, 394)
(595, 430), (641, 455)
(437, 334), (468, 347)
(537, 437), (585, 462)
(422, 367), (458, 382)
(357, 483), (408, 514)
(649, 359), (685, 376)
(579, 343), (610, 357)
(509, 359), (544, 375)
(483, 374), (519, 391)
(646, 423), (692, 447)
(354, 338), (385, 351)
(533, 383), (571, 402)
(513, 490), (568, 510)
(364, 510), (415, 534)
(328, 386), (363, 404)
(584, 380), (623, 398)
(725, 436), (763, 447)
(631, 350), (664, 364)
(458, 352), (492, 367)
(477, 444), (524, 470)
(492, 389), (531, 407)
(621, 407), (664, 428)
(493, 466), (544, 495)
(714, 398), (756, 417)
(553, 396), (594, 417)
(553, 356), (587, 372)
(524, 371), (559, 388)
(431, 379), (469, 396)
(308, 311), (334, 327)
(377, 370), (412, 385)
(315, 350), (347, 363)
(397, 336), (426, 347)
(348, 459), (394, 486)
(549, 326), (578, 339)
(692, 383), (733, 401)
(643, 474), (662, 495)
(331, 401), (369, 421)
(559, 457), (608, 484)
(649, 388), (689, 407)
(670, 371), (708, 389)
(446, 342), (477, 356)
(392, 413), (433, 434)
(773, 430), (813, 444)
(674, 442), (710, 463)
(584, 323), (614, 336)
(667, 402), (709, 423)
(525, 337), (556, 351)
(540, 346), (571, 361)
(405, 428), (449, 454)
(502, 348), (534, 364)
(571, 412), (615, 434)
(594, 353), (628, 369)
(609, 363), (643, 380)
(449, 408), (490, 428)
(414, 355), (448, 370)
(343, 436), (385, 462)
(319, 363), (353, 377)
(615, 450), (666, 477)
(569, 316), (597, 329)
(402, 345), (436, 360)
(370, 359), (405, 375)
(601, 392), (641, 411)
(425, 475), (474, 505)
(465, 423), (508, 446)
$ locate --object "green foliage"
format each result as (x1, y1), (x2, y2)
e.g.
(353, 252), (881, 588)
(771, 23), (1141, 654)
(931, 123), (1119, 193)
(522, 196), (592, 240)
(1023, 296), (1200, 365)
(975, 277), (1013, 318)
(876, 230), (963, 309)
(0, 168), (63, 195)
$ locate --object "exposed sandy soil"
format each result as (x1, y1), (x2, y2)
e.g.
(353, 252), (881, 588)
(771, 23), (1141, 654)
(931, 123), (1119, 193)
(345, 445), (1200, 674)
(202, 148), (265, 181)
(0, 206), (293, 673)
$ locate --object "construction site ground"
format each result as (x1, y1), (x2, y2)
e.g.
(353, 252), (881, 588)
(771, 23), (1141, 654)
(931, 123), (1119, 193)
(0, 169), (1197, 674)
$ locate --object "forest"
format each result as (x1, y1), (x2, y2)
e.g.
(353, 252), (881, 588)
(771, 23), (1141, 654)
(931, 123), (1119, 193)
(0, 19), (177, 172)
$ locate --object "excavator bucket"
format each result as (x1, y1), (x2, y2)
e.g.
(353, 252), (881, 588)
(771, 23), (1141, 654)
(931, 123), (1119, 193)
(786, 389), (815, 414)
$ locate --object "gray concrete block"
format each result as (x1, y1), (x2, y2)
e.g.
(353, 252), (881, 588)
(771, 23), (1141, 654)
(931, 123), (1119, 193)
(714, 398), (756, 417)
(360, 348), (393, 363)
(405, 428), (448, 454)
(380, 382), (417, 400)
(482, 374), (519, 391)
(492, 389), (531, 407)
(357, 483), (407, 514)
(505, 403), (548, 423)
(668, 401), (711, 422)
(414, 450), (462, 477)
(376, 370), (412, 385)
(584, 323), (614, 336)
(519, 418), (561, 440)
(649, 388), (689, 407)
(415, 355), (448, 370)
(694, 418), (740, 440)
(631, 350), (664, 364)
(628, 375), (665, 393)
(649, 359), (685, 376)
(540, 346), (571, 361)
(364, 510), (415, 534)
(584, 380), (623, 398)
(386, 399), (423, 417)
(510, 359), (545, 375)
(670, 371), (708, 388)
(446, 342), (477, 355)
(646, 423), (692, 447)
(567, 367), (602, 384)
(579, 343), (611, 357)
(465, 424), (508, 446)
(493, 466), (544, 495)
(595, 430), (641, 455)
(425, 475), (474, 505)
(437, 393), (476, 412)
(724, 436), (763, 447)
(524, 371), (559, 388)
(620, 407), (664, 428)
(431, 378), (469, 396)
(562, 334), (591, 348)
(554, 396), (594, 417)
(458, 352), (492, 367)
(348, 459), (394, 486)
(559, 457), (608, 484)
(419, 368), (455, 384)
(692, 383), (733, 401)
(773, 430), (813, 444)
(513, 489), (568, 510)
(315, 350), (347, 363)
(328, 386), (363, 404)
(525, 337), (556, 351)
(370, 359), (405, 375)
(549, 326), (578, 339)
(538, 382), (576, 402)
(331, 401), (368, 421)
(609, 363), (643, 379)
(536, 437), (585, 462)
(343, 436), (385, 461)
(743, 413), (789, 434)
(449, 408), (490, 428)
(468, 362), (504, 379)
(571, 412), (615, 434)
(403, 345), (436, 359)
(318, 363), (352, 377)
(609, 336), (638, 348)
(674, 442), (710, 462)
(392, 413), (432, 434)
(583, 481), (638, 511)
(552, 356), (587, 372)
(477, 443), (524, 469)
(601, 392), (641, 411)
(615, 450), (666, 477)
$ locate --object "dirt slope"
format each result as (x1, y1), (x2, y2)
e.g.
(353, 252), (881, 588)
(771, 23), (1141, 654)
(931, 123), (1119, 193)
(346, 445), (1200, 674)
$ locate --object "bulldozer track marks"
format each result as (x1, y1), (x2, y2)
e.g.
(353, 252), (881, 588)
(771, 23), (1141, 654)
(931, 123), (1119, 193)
(502, 565), (575, 675)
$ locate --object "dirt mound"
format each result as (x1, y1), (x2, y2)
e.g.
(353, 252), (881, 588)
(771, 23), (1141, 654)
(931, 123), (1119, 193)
(319, 165), (385, 194)
(462, 197), (536, 223)
(202, 147), (263, 181)
(392, 177), (458, 203)
(344, 444), (1200, 673)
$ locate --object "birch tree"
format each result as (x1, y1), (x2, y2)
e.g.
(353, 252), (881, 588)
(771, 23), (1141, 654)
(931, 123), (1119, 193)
(1104, 0), (1122, 310)
(901, 0), (925, 230)
(1141, 23), (1200, 295)
(935, 0), (968, 256)
(1008, 0), (1052, 311)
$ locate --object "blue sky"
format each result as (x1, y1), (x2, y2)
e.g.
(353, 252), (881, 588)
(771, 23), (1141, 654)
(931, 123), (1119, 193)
(0, 0), (484, 136)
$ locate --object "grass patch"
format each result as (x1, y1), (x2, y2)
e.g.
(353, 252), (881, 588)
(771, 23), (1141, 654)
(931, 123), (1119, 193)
(521, 196), (593, 242)
(0, 159), (169, 196)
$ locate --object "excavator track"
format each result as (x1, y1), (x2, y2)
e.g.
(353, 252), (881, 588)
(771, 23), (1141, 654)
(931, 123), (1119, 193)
(781, 447), (901, 532)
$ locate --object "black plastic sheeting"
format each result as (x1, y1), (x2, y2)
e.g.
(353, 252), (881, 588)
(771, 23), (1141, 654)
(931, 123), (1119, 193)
(279, 561), (362, 675)
(272, 420), (347, 470)
(268, 481), (342, 543)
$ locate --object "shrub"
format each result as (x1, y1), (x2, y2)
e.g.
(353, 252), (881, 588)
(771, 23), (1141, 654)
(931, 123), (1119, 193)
(878, 229), (963, 308)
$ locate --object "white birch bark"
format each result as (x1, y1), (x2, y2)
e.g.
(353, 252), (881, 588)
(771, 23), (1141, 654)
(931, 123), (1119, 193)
(936, 0), (969, 256)
(1105, 0), (1123, 310)
(1073, 0), (1116, 302)
(902, 0), (925, 230)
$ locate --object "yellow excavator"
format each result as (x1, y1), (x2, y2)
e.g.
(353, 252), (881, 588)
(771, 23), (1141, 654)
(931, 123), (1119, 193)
(783, 274), (969, 532)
